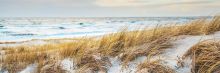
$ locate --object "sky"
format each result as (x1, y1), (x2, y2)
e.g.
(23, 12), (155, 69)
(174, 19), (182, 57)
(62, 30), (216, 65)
(0, 0), (220, 17)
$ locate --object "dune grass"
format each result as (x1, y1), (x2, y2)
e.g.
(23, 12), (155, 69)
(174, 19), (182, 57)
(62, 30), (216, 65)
(136, 60), (175, 73)
(183, 40), (220, 73)
(0, 15), (220, 73)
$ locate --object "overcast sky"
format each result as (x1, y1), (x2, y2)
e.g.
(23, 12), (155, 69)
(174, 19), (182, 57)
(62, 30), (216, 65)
(0, 0), (220, 17)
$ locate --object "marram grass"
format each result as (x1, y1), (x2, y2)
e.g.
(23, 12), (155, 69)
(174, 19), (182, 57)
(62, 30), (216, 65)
(0, 15), (220, 73)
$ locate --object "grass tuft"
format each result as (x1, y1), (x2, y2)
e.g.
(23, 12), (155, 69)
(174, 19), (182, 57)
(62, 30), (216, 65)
(136, 60), (175, 73)
(183, 40), (220, 73)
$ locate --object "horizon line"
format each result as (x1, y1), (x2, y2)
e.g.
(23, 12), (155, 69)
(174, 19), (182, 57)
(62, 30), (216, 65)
(0, 16), (214, 18)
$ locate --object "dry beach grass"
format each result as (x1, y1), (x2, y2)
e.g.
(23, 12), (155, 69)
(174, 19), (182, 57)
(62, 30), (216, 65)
(136, 60), (175, 73)
(183, 40), (220, 73)
(0, 15), (220, 73)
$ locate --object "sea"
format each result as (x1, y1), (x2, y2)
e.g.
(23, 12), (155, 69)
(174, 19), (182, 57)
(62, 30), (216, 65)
(0, 17), (211, 42)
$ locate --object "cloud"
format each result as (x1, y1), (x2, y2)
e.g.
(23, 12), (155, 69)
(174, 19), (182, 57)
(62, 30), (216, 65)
(94, 0), (135, 7)
(94, 0), (149, 7)
(94, 0), (218, 7)
(0, 0), (93, 8)
(0, 0), (219, 17)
